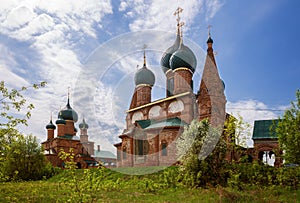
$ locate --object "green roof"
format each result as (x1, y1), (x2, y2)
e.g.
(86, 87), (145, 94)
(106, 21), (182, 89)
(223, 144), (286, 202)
(94, 150), (116, 159)
(136, 117), (187, 130)
(252, 119), (278, 140)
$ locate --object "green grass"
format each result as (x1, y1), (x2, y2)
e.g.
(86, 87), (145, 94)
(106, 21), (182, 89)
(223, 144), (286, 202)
(0, 166), (299, 203)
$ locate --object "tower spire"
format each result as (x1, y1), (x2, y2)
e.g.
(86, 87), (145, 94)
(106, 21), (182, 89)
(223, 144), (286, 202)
(143, 44), (147, 67)
(67, 87), (71, 108)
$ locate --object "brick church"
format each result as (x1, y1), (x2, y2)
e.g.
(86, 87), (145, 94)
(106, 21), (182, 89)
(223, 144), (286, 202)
(42, 95), (97, 169)
(114, 8), (226, 167)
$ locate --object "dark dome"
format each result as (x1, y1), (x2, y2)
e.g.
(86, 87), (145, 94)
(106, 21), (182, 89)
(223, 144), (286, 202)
(58, 99), (78, 122)
(169, 44), (197, 73)
(207, 36), (213, 44)
(134, 65), (155, 86)
(56, 113), (66, 125)
(79, 118), (89, 129)
(160, 34), (181, 74)
(46, 120), (56, 130)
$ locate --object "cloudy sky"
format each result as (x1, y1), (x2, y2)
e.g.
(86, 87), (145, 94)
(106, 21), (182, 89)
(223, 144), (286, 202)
(0, 0), (299, 152)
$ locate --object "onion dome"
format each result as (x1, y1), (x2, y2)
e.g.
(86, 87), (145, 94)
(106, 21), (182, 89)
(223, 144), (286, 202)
(160, 33), (181, 74)
(58, 98), (78, 122)
(56, 112), (66, 125)
(207, 36), (213, 44)
(46, 119), (56, 130)
(79, 118), (89, 129)
(134, 52), (155, 86)
(169, 43), (197, 73)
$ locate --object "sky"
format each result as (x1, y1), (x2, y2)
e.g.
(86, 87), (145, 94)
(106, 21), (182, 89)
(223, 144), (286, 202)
(0, 0), (299, 152)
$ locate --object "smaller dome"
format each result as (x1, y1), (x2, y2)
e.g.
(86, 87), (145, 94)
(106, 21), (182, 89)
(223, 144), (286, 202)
(207, 36), (213, 44)
(56, 113), (66, 125)
(134, 66), (155, 86)
(46, 120), (56, 130)
(58, 99), (78, 122)
(169, 44), (197, 73)
(79, 118), (89, 129)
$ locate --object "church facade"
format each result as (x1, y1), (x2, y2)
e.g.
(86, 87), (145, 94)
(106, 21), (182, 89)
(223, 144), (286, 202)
(42, 97), (97, 169)
(114, 8), (226, 167)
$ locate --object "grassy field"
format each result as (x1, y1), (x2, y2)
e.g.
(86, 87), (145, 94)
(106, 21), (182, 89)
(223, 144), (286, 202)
(0, 167), (299, 203)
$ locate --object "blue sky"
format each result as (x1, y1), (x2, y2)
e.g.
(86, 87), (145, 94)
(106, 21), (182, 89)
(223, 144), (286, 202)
(0, 0), (299, 151)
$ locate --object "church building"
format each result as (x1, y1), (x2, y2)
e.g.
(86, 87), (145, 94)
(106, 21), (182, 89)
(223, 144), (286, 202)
(114, 8), (226, 167)
(42, 95), (97, 169)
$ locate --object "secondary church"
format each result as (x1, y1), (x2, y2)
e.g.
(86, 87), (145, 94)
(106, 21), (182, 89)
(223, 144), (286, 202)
(42, 95), (97, 169)
(114, 8), (226, 167)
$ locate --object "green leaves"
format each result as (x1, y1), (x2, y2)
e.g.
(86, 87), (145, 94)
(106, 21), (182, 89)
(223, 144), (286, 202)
(0, 81), (46, 130)
(276, 89), (300, 164)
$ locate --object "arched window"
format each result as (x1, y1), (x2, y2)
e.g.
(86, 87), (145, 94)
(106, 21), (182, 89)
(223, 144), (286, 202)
(161, 141), (167, 156)
(123, 148), (127, 160)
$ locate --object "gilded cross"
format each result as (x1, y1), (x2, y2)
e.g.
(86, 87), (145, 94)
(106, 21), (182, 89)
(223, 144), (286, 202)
(174, 7), (183, 25)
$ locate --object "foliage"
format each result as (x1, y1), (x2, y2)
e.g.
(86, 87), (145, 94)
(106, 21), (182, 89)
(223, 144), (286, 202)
(0, 81), (46, 130)
(0, 81), (52, 181)
(276, 89), (300, 164)
(226, 163), (300, 190)
(0, 166), (299, 203)
(0, 134), (58, 181)
(177, 119), (227, 188)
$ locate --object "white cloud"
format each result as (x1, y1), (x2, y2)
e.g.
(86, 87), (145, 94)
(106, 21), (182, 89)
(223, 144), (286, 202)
(1, 4), (36, 29)
(119, 1), (128, 12)
(127, 0), (223, 32)
(205, 0), (224, 21)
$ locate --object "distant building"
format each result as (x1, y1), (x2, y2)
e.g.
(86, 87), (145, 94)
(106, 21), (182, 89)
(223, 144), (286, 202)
(42, 96), (97, 169)
(251, 119), (282, 167)
(94, 145), (116, 168)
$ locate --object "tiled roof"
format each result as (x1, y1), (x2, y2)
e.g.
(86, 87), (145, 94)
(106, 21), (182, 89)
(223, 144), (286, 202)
(136, 117), (187, 130)
(94, 150), (116, 159)
(252, 119), (278, 140)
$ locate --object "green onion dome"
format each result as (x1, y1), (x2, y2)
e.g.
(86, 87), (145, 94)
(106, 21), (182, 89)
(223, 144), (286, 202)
(169, 43), (197, 73)
(134, 65), (155, 87)
(56, 112), (66, 125)
(160, 33), (181, 74)
(46, 120), (56, 130)
(58, 99), (78, 122)
(79, 118), (89, 129)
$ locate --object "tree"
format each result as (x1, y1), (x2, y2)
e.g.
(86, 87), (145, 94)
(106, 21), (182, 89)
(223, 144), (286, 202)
(223, 114), (252, 163)
(276, 89), (300, 164)
(177, 119), (227, 187)
(0, 81), (53, 181)
(1, 134), (55, 181)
